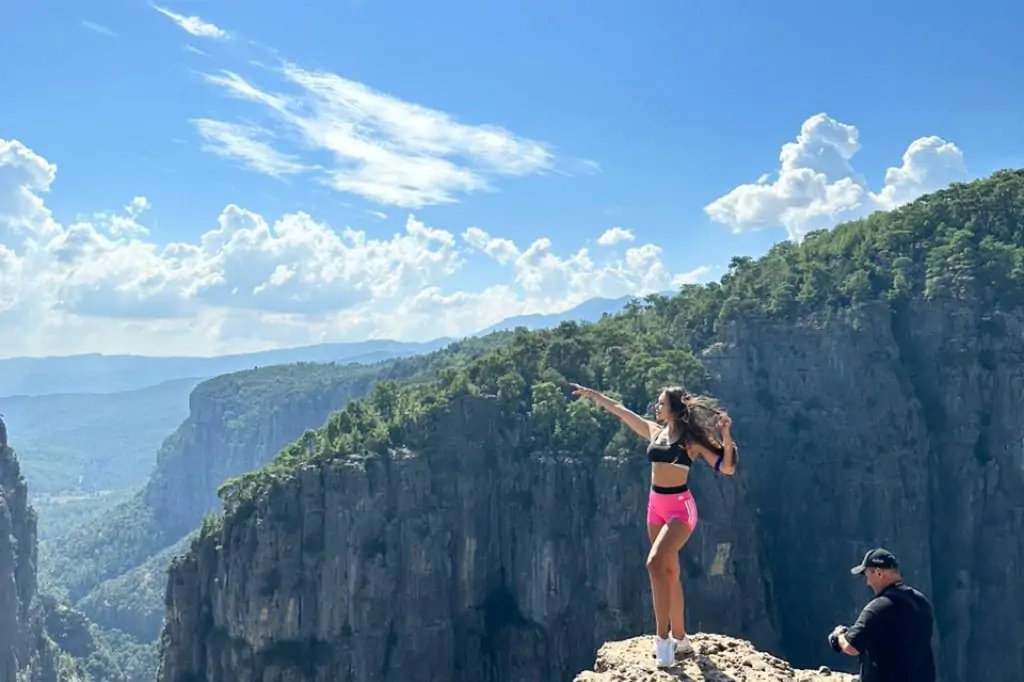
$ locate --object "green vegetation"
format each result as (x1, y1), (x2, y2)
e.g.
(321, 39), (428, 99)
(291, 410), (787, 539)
(39, 491), (158, 603)
(40, 597), (131, 682)
(0, 377), (199, 498)
(702, 170), (1024, 322)
(77, 533), (195, 640)
(213, 169), (1024, 524)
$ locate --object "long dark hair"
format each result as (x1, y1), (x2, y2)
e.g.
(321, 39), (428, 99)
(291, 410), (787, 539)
(661, 385), (728, 457)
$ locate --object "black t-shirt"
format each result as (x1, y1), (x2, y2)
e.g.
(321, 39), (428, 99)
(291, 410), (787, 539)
(844, 583), (937, 682)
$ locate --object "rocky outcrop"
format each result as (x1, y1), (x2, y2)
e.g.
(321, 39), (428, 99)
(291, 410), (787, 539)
(702, 300), (1024, 682)
(1, 439), (47, 680)
(573, 633), (855, 682)
(158, 395), (775, 682)
(1, 436), (123, 681)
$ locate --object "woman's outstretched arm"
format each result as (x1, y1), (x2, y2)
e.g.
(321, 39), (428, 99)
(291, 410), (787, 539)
(570, 383), (659, 440)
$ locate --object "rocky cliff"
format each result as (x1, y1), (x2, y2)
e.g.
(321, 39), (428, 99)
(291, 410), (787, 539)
(702, 299), (1024, 682)
(158, 395), (775, 682)
(1, 430), (127, 682)
(573, 633), (856, 681)
(156, 171), (1024, 682)
(158, 302), (1024, 682)
(0, 436), (49, 680)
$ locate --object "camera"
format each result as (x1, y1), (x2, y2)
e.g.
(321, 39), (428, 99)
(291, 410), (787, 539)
(828, 627), (847, 653)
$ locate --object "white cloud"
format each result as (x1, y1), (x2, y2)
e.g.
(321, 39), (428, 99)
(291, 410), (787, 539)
(597, 227), (634, 246)
(152, 5), (227, 40)
(193, 62), (587, 207)
(81, 20), (116, 38)
(0, 138), (704, 357)
(192, 118), (311, 177)
(438, 227), (710, 337)
(704, 112), (969, 241)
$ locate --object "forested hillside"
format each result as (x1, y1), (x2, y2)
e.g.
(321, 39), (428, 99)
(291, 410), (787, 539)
(215, 170), (1024, 509)
(161, 170), (1024, 682)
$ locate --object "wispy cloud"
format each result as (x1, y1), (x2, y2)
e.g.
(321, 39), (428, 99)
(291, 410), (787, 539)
(152, 5), (227, 40)
(184, 44), (210, 57)
(81, 20), (117, 38)
(196, 63), (568, 207)
(191, 119), (312, 177)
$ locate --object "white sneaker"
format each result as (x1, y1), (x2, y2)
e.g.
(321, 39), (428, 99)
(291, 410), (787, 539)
(654, 636), (675, 668)
(672, 634), (695, 658)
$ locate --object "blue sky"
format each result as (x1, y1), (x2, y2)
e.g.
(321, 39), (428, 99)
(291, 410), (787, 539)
(1, 0), (1023, 357)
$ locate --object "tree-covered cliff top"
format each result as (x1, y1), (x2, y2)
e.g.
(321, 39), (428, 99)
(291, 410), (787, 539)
(187, 361), (378, 409)
(212, 168), (1024, 525)
(163, 333), (517, 440)
(705, 168), (1024, 324)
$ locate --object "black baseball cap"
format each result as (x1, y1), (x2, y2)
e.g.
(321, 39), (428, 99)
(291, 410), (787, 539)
(850, 548), (899, 575)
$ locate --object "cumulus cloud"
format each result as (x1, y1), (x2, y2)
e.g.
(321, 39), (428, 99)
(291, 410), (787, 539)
(0, 138), (704, 357)
(597, 227), (635, 246)
(704, 113), (969, 240)
(442, 227), (709, 336)
(152, 5), (227, 40)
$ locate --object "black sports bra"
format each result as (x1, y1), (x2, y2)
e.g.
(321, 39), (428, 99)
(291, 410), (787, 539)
(647, 428), (694, 468)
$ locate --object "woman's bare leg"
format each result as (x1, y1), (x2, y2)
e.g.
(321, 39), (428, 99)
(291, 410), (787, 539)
(667, 551), (685, 639)
(647, 520), (693, 639)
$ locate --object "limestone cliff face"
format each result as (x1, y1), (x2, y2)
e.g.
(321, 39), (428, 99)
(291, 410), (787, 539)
(1, 440), (44, 680)
(1, 440), (111, 682)
(145, 367), (378, 544)
(701, 299), (1024, 682)
(157, 299), (1024, 682)
(158, 395), (776, 682)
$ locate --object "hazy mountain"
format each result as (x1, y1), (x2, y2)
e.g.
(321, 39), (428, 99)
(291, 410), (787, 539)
(0, 295), (645, 398)
(474, 295), (638, 335)
(0, 377), (201, 497)
(0, 338), (455, 397)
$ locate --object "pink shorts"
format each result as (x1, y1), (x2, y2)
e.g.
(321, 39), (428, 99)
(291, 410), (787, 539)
(646, 485), (698, 530)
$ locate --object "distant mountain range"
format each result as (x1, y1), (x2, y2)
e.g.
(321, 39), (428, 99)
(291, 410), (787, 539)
(0, 295), (640, 397)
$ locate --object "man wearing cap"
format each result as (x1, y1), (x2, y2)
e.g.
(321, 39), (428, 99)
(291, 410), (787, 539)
(828, 548), (936, 682)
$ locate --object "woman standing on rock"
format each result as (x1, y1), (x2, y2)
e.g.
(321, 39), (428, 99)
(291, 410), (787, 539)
(569, 383), (738, 668)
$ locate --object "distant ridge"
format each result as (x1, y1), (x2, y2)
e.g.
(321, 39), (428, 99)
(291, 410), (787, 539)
(473, 294), (638, 335)
(0, 294), (650, 397)
(0, 339), (454, 397)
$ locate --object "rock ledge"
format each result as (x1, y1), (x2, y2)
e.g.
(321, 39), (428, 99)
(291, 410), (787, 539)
(573, 633), (856, 681)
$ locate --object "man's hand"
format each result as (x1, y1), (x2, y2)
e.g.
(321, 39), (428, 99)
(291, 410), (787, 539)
(828, 626), (847, 653)
(829, 625), (860, 656)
